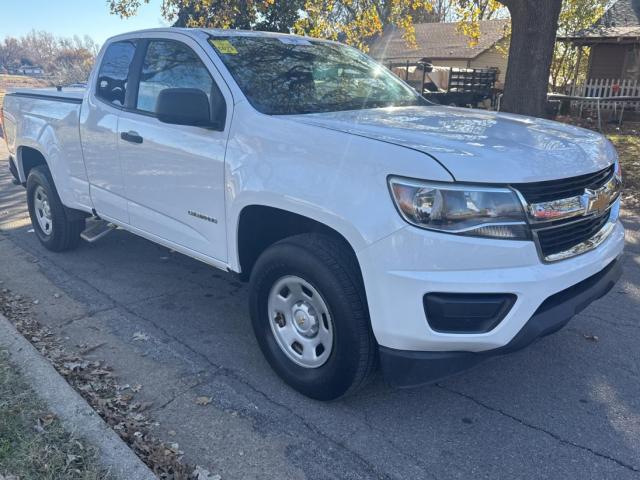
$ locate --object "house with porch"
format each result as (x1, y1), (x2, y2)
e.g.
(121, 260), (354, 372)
(564, 0), (640, 81)
(368, 20), (510, 87)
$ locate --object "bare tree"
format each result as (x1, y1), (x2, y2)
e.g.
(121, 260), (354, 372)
(0, 31), (99, 85)
(0, 37), (25, 69)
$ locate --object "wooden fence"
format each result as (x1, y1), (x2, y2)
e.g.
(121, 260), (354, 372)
(567, 78), (640, 112)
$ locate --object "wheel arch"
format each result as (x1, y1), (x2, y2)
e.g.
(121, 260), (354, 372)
(19, 147), (87, 221)
(16, 144), (49, 184)
(234, 204), (366, 284)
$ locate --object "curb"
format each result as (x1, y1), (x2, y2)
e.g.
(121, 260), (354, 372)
(0, 313), (156, 480)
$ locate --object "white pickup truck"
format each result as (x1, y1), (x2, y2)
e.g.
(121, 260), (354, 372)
(1, 28), (624, 400)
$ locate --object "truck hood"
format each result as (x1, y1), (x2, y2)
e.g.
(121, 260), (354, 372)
(288, 106), (615, 183)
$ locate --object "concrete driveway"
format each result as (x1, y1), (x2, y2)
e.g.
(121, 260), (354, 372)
(1, 143), (639, 479)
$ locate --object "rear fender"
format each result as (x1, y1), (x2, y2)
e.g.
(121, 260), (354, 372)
(7, 95), (92, 212)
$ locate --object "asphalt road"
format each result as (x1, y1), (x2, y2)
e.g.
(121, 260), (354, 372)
(1, 143), (639, 479)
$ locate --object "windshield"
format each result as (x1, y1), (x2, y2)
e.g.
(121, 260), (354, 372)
(208, 35), (427, 115)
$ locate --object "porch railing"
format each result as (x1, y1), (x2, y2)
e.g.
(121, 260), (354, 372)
(567, 78), (640, 111)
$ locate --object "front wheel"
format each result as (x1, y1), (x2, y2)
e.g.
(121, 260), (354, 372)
(26, 165), (84, 252)
(249, 233), (377, 400)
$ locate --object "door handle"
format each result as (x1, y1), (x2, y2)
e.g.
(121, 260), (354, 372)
(121, 131), (143, 144)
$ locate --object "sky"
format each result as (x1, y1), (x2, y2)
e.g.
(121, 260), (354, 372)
(1, 0), (170, 46)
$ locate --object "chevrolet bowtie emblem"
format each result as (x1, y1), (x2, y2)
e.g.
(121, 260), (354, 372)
(582, 188), (610, 216)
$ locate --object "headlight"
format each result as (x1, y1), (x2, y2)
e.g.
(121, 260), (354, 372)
(614, 159), (622, 182)
(388, 177), (530, 240)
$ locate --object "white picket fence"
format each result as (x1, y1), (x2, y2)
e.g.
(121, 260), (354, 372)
(568, 78), (640, 112)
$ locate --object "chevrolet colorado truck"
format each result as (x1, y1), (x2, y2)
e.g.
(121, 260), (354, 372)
(1, 29), (624, 400)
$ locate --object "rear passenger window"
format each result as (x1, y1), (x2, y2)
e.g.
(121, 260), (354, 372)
(96, 41), (136, 106)
(136, 41), (216, 114)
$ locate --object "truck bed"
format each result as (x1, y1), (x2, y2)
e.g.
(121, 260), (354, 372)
(2, 86), (90, 213)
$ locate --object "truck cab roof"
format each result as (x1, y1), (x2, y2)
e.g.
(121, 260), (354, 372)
(105, 27), (334, 44)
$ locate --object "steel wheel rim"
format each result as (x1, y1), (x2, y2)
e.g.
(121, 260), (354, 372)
(33, 186), (53, 236)
(267, 275), (334, 368)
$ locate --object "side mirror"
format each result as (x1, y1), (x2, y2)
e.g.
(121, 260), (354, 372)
(156, 88), (211, 127)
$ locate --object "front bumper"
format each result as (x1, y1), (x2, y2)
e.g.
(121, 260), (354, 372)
(379, 257), (622, 387)
(357, 216), (625, 385)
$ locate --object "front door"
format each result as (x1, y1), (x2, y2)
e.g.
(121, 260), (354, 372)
(117, 37), (230, 262)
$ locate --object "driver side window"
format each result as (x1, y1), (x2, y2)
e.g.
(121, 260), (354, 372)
(136, 40), (223, 118)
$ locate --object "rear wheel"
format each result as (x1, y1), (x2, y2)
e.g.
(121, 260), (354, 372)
(26, 165), (84, 252)
(249, 233), (377, 400)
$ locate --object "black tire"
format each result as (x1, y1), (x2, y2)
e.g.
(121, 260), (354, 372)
(249, 233), (377, 400)
(26, 165), (85, 252)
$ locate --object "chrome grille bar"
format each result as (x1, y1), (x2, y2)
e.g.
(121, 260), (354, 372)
(512, 164), (621, 262)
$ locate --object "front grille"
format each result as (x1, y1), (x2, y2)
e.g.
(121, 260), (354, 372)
(513, 165), (614, 203)
(535, 211), (611, 257)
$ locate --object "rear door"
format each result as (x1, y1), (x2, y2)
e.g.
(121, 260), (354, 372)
(80, 40), (137, 223)
(117, 35), (231, 262)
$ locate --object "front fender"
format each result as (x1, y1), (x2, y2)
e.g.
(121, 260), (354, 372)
(224, 103), (454, 272)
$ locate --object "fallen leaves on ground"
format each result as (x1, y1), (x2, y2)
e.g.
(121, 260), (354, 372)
(193, 466), (222, 480)
(80, 342), (106, 355)
(0, 288), (199, 479)
(0, 350), (109, 479)
(132, 331), (150, 342)
(37, 412), (57, 429)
